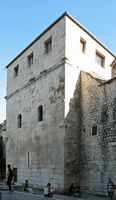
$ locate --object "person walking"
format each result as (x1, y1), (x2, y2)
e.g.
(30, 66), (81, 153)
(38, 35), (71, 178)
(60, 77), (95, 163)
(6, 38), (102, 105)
(107, 177), (114, 200)
(7, 164), (14, 192)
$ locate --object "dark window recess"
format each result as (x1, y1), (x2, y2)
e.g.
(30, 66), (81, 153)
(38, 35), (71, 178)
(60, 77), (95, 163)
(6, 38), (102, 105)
(38, 105), (43, 121)
(44, 37), (52, 54)
(14, 65), (19, 77)
(80, 38), (86, 53)
(18, 114), (22, 128)
(27, 53), (33, 67)
(92, 125), (97, 136)
(13, 168), (17, 182)
(95, 51), (105, 67)
(28, 152), (29, 167)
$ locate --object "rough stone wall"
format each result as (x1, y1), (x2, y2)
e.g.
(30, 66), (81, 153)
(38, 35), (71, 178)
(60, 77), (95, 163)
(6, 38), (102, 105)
(98, 78), (116, 192)
(78, 71), (116, 195)
(64, 71), (107, 193)
(78, 72), (103, 194)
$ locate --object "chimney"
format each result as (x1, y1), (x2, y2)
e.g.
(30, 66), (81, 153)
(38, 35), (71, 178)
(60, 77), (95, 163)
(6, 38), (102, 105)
(110, 58), (116, 78)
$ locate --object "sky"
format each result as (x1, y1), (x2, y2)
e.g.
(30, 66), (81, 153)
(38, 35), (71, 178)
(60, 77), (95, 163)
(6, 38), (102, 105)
(0, 0), (116, 123)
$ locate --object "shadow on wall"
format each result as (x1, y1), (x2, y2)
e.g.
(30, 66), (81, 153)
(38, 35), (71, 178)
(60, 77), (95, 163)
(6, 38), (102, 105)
(64, 71), (82, 189)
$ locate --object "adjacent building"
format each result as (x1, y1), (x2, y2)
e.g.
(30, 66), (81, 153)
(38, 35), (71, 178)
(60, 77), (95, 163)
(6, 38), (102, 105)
(6, 12), (115, 194)
(0, 120), (6, 179)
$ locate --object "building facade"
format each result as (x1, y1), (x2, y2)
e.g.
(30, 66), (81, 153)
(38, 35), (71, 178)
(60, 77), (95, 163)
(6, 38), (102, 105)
(6, 12), (115, 194)
(0, 120), (6, 179)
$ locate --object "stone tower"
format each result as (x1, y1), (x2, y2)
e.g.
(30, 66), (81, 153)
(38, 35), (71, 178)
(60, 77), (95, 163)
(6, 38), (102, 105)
(6, 12), (115, 193)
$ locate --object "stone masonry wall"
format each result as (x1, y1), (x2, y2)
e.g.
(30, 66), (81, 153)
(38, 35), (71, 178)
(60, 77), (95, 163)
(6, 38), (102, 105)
(6, 17), (66, 190)
(6, 63), (65, 190)
(78, 71), (116, 195)
(98, 78), (116, 192)
(64, 74), (82, 189)
(79, 72), (104, 194)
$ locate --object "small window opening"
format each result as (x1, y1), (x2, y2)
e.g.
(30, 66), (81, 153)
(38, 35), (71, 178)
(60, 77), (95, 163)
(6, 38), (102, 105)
(38, 105), (43, 121)
(92, 125), (97, 136)
(44, 37), (52, 54)
(18, 114), (22, 128)
(27, 53), (33, 67)
(14, 65), (19, 77)
(28, 152), (29, 167)
(13, 168), (17, 182)
(95, 51), (105, 67)
(80, 38), (86, 53)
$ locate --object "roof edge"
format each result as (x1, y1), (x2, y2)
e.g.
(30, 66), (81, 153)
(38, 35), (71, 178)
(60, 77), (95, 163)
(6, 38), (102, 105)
(6, 11), (115, 68)
(6, 12), (67, 68)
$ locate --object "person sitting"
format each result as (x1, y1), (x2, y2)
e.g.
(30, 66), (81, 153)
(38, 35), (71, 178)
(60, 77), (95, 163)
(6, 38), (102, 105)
(107, 178), (114, 200)
(68, 183), (74, 195)
(24, 179), (33, 193)
(74, 185), (81, 193)
(68, 183), (81, 197)
(44, 182), (54, 197)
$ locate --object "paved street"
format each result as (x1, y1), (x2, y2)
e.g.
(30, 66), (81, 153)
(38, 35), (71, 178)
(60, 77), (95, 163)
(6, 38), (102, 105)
(0, 190), (108, 200)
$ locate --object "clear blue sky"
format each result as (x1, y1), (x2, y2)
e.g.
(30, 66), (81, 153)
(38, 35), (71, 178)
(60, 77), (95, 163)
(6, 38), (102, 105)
(0, 0), (116, 123)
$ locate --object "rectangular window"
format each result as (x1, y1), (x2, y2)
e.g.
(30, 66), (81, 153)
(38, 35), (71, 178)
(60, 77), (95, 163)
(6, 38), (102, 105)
(14, 65), (19, 78)
(27, 53), (33, 67)
(80, 38), (86, 53)
(92, 125), (97, 136)
(28, 152), (29, 167)
(44, 37), (52, 54)
(13, 168), (17, 182)
(95, 51), (105, 67)
(18, 114), (22, 128)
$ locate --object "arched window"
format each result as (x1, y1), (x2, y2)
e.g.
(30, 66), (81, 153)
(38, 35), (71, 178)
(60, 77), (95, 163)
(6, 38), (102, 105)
(38, 105), (43, 121)
(18, 114), (22, 128)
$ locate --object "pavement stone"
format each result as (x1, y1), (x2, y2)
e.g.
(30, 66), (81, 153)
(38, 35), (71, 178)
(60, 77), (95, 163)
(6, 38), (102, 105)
(0, 190), (108, 200)
(0, 182), (108, 200)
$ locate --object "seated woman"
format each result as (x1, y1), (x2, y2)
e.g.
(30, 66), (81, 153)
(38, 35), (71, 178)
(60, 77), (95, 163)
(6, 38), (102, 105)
(24, 180), (33, 193)
(68, 183), (74, 195)
(68, 183), (81, 197)
(44, 182), (54, 197)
